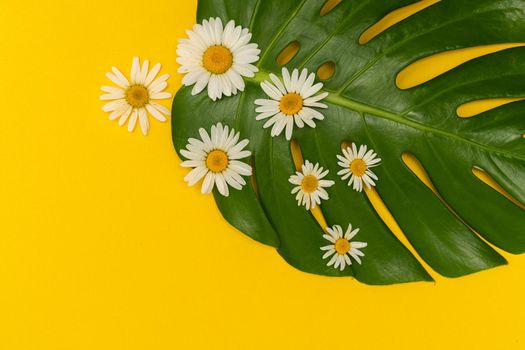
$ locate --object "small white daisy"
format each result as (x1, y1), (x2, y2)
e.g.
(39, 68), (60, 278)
(177, 17), (261, 101)
(180, 122), (252, 197)
(289, 160), (335, 210)
(337, 143), (381, 192)
(321, 223), (368, 271)
(255, 67), (328, 140)
(100, 57), (171, 135)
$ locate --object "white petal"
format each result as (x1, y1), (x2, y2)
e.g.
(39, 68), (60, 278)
(349, 251), (362, 265)
(102, 99), (127, 112)
(108, 107), (125, 121)
(128, 109), (138, 132)
(352, 241), (367, 249)
(101, 85), (125, 95)
(149, 81), (168, 94)
(296, 69), (308, 92)
(327, 253), (338, 267)
(229, 160), (252, 176)
(201, 171), (215, 193)
(150, 92), (172, 100)
(269, 73), (287, 95)
(207, 75), (220, 101)
(106, 71), (128, 88)
(138, 59), (149, 85)
(149, 101), (170, 116)
(322, 249), (336, 259)
(261, 81), (282, 100)
(146, 104), (167, 122)
(145, 63), (161, 86)
(118, 106), (133, 126)
(290, 69), (299, 92)
(344, 254), (352, 267)
(138, 108), (149, 135)
(192, 71), (212, 95)
(215, 173), (229, 196)
(285, 118), (294, 140)
(130, 57), (140, 84)
(226, 69), (245, 92)
(346, 227), (360, 240)
(302, 82), (324, 98)
(282, 67), (292, 91)
(185, 166), (208, 186)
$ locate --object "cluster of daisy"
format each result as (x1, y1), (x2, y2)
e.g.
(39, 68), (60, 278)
(173, 17), (380, 271)
(100, 17), (378, 271)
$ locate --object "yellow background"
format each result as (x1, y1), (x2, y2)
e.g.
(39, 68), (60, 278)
(1, 0), (524, 349)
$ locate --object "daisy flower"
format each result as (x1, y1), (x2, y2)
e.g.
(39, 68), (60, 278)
(289, 160), (334, 210)
(255, 67), (329, 140)
(180, 122), (252, 197)
(337, 143), (381, 192)
(177, 17), (261, 101)
(321, 223), (368, 271)
(100, 57), (171, 135)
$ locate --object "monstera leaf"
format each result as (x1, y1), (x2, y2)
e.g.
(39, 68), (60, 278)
(172, 0), (525, 284)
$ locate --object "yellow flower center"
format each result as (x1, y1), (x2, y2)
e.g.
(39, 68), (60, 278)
(350, 159), (367, 177)
(206, 150), (229, 173)
(335, 238), (351, 255)
(125, 85), (149, 108)
(301, 175), (319, 193)
(202, 45), (233, 74)
(279, 93), (303, 116)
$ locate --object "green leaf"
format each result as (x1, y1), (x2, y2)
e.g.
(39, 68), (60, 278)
(172, 0), (525, 284)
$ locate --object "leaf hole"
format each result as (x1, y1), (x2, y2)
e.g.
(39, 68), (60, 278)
(320, 0), (343, 17)
(362, 181), (434, 275)
(359, 0), (440, 45)
(472, 167), (525, 210)
(401, 152), (438, 193)
(276, 41), (300, 66)
(456, 98), (525, 118)
(402, 153), (487, 234)
(316, 61), (336, 81)
(396, 43), (525, 90)
(290, 139), (329, 230)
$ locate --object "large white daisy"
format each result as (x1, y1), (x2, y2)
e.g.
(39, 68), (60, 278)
(180, 123), (252, 197)
(337, 143), (381, 192)
(177, 17), (260, 101)
(321, 223), (368, 271)
(289, 160), (334, 210)
(255, 67), (328, 140)
(100, 57), (171, 135)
